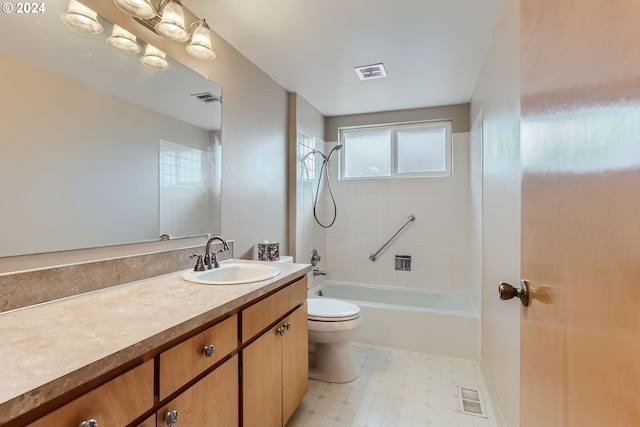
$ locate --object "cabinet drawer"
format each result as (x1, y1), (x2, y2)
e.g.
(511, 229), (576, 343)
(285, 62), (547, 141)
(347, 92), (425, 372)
(157, 355), (239, 427)
(242, 276), (307, 343)
(28, 360), (153, 427)
(159, 314), (237, 400)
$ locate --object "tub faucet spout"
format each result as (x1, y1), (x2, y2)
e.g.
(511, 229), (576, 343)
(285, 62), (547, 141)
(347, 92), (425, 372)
(312, 268), (326, 276)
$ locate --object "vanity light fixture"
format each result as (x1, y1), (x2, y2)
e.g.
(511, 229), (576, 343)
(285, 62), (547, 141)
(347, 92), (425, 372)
(140, 44), (170, 70)
(155, 0), (189, 42)
(106, 25), (142, 54)
(113, 0), (217, 61)
(61, 0), (104, 35)
(114, 0), (156, 19)
(185, 19), (216, 61)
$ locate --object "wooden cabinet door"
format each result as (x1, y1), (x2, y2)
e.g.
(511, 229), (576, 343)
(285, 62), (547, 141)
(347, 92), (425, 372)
(242, 325), (283, 427)
(157, 356), (239, 427)
(281, 305), (309, 425)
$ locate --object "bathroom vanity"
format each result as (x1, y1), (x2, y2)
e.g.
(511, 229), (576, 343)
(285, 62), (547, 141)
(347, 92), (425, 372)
(0, 261), (311, 427)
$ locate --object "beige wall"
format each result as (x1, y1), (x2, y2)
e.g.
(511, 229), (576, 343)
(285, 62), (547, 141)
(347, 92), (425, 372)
(325, 103), (471, 141)
(470, 0), (520, 426)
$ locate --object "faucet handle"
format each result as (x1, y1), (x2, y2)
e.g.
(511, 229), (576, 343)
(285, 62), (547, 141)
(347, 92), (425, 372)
(190, 254), (205, 271)
(211, 251), (220, 269)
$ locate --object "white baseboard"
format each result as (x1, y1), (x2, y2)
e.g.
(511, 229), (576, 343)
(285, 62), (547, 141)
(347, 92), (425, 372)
(480, 360), (509, 427)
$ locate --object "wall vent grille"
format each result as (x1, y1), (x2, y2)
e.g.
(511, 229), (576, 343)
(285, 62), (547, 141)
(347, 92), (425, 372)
(457, 386), (487, 418)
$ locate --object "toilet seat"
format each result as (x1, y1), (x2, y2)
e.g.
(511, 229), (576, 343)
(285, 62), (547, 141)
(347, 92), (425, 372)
(308, 298), (360, 322)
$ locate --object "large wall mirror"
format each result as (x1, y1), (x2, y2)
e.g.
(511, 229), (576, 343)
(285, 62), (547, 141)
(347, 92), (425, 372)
(0, 0), (222, 257)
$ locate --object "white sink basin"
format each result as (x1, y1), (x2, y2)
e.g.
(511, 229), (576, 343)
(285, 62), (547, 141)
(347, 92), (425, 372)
(182, 263), (281, 285)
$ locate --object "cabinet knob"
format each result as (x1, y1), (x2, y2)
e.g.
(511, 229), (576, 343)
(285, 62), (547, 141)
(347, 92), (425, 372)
(283, 322), (291, 330)
(164, 410), (179, 426)
(277, 326), (285, 336)
(78, 420), (98, 427)
(202, 344), (215, 358)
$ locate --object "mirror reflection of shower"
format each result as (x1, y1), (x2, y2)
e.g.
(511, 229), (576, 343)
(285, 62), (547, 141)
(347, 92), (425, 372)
(300, 144), (343, 228)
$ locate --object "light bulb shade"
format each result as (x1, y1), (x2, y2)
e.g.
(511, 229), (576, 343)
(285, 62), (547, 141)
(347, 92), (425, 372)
(155, 0), (189, 42)
(186, 21), (216, 60)
(140, 44), (170, 70)
(61, 0), (103, 35)
(106, 25), (141, 54)
(113, 0), (156, 19)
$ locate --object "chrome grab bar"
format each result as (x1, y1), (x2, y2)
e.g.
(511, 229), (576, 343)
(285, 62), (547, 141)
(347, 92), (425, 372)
(369, 214), (416, 262)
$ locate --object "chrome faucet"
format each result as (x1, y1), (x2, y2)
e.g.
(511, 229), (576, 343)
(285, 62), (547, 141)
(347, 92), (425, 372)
(204, 236), (230, 269)
(312, 268), (326, 276)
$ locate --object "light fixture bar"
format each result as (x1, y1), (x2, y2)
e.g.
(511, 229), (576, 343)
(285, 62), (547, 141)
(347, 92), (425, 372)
(112, 0), (218, 62)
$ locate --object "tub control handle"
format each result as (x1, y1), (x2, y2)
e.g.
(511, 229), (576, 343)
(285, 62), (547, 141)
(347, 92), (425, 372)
(499, 280), (530, 307)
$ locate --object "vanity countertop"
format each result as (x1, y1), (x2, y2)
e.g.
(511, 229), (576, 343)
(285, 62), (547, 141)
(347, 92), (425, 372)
(0, 260), (311, 424)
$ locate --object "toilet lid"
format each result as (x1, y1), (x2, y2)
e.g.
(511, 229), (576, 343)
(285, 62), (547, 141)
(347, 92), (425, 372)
(308, 298), (360, 321)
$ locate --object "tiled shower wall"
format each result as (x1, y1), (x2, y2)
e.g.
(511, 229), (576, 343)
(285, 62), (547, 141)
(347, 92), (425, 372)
(321, 133), (472, 293)
(296, 135), (327, 281)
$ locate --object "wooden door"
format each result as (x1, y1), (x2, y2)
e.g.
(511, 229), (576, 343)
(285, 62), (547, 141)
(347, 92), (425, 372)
(281, 305), (309, 425)
(243, 325), (283, 427)
(520, 0), (640, 426)
(157, 356), (239, 427)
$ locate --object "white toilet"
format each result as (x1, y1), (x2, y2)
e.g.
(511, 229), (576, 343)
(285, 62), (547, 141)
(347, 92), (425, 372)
(269, 256), (362, 383)
(307, 297), (362, 383)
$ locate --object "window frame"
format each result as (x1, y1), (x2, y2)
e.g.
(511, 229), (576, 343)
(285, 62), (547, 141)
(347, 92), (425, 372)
(338, 120), (453, 180)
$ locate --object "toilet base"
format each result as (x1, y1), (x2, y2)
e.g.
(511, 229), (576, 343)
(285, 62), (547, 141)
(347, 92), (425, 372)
(308, 341), (357, 383)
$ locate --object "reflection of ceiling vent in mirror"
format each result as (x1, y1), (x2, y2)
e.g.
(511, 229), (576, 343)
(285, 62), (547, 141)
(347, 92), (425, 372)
(191, 92), (221, 103)
(354, 63), (387, 80)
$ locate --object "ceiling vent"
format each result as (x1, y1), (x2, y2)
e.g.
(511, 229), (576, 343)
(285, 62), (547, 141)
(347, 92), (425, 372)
(354, 63), (387, 80)
(191, 92), (221, 103)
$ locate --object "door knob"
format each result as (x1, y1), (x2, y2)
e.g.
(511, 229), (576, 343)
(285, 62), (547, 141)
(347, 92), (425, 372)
(498, 280), (530, 307)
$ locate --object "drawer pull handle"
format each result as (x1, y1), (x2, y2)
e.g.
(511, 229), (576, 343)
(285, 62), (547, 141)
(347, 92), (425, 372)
(202, 344), (216, 358)
(284, 322), (292, 330)
(78, 420), (98, 427)
(165, 410), (179, 426)
(277, 326), (285, 336)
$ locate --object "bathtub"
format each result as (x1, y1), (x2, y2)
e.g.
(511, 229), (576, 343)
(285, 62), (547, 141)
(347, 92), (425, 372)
(308, 281), (479, 360)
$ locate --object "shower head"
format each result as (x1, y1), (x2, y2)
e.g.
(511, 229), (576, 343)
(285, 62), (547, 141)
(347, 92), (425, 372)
(327, 144), (343, 159)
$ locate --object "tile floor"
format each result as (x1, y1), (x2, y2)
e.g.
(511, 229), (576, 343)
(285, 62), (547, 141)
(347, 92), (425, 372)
(286, 343), (499, 427)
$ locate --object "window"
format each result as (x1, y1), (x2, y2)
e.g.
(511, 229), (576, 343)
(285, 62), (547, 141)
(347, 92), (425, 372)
(339, 120), (452, 179)
(297, 130), (317, 181)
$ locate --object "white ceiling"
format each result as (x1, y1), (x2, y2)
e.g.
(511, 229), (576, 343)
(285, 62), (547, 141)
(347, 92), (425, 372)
(189, 0), (505, 117)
